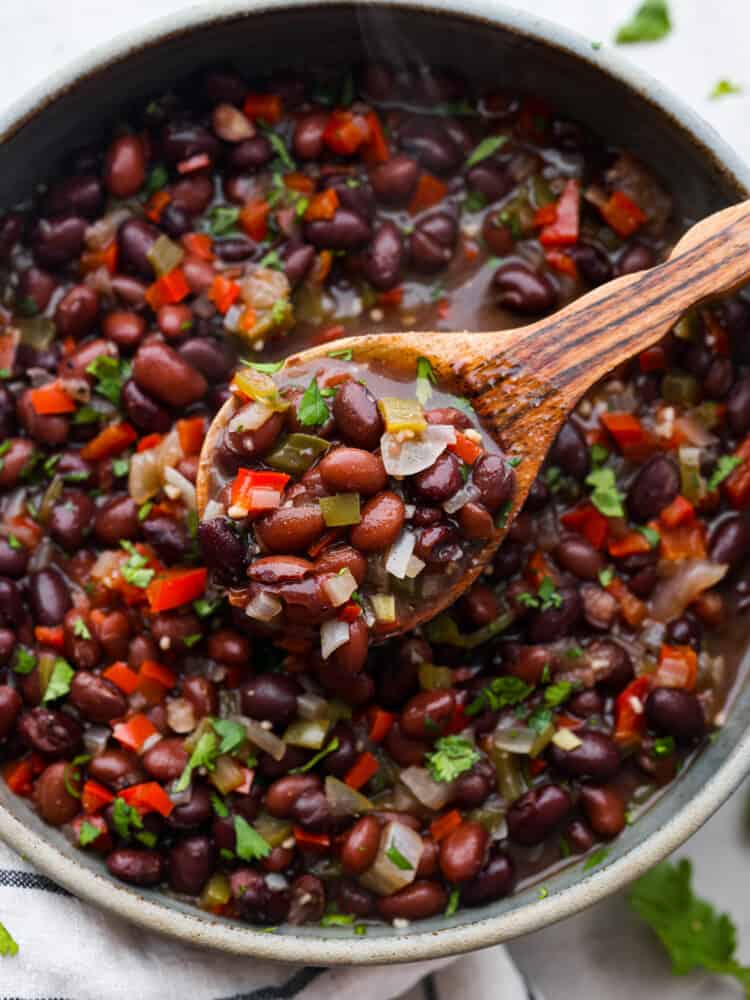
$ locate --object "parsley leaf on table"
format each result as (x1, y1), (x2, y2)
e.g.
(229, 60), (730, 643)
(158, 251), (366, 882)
(629, 859), (750, 995)
(425, 735), (480, 782)
(615, 0), (671, 44)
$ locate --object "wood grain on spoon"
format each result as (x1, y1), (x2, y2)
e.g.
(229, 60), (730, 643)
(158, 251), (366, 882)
(198, 198), (750, 634)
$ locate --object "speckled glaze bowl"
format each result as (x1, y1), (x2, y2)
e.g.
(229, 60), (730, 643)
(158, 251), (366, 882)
(1, 0), (749, 965)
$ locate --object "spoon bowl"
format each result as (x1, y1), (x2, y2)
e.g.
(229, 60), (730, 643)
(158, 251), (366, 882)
(198, 197), (750, 636)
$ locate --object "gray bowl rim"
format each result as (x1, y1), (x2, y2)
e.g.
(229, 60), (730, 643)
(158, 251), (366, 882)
(1, 0), (750, 965)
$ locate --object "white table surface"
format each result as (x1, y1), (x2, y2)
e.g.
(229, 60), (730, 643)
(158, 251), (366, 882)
(2, 1), (750, 997)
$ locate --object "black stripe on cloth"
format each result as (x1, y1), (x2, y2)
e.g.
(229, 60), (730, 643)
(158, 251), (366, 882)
(0, 869), (71, 896)
(219, 966), (326, 1000)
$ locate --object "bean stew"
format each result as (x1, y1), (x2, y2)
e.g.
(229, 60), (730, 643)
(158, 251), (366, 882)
(0, 61), (746, 932)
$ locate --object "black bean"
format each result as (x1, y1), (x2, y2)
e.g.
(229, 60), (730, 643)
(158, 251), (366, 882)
(370, 155), (419, 204)
(17, 707), (82, 757)
(141, 516), (189, 563)
(48, 491), (94, 550)
(117, 218), (159, 277)
(645, 688), (705, 742)
(529, 584), (582, 642)
(168, 835), (215, 895)
(305, 211), (372, 250)
(198, 518), (246, 585)
(283, 244), (316, 285)
(107, 848), (163, 886)
(460, 850), (514, 907)
(240, 674), (301, 726)
(362, 221), (404, 291)
(214, 236), (255, 261)
(332, 380), (383, 450)
(704, 357), (734, 399)
(121, 379), (173, 433)
(627, 455), (680, 522)
(32, 215), (87, 267)
(466, 163), (510, 203)
(588, 639), (634, 693)
(666, 613), (703, 649)
(555, 535), (603, 580)
(570, 241), (612, 286)
(42, 175), (102, 219)
(727, 376), (750, 435)
(616, 243), (655, 275)
(0, 537), (28, 578)
(549, 730), (620, 780)
(28, 568), (71, 626)
(399, 117), (462, 173)
(709, 514), (750, 567)
(550, 420), (589, 479)
(507, 785), (571, 845)
(227, 136), (273, 171)
(161, 122), (220, 164)
(413, 452), (463, 503)
(177, 337), (235, 382)
(410, 213), (457, 272)
(494, 262), (558, 314)
(472, 454), (514, 512)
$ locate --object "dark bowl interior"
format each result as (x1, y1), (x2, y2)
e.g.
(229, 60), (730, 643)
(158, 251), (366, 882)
(1, 0), (749, 964)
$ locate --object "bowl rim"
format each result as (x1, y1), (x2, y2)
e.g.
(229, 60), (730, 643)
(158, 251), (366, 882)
(2, 0), (750, 966)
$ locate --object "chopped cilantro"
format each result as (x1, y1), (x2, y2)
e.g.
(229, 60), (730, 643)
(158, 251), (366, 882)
(598, 567), (614, 587)
(629, 859), (750, 994)
(42, 658), (74, 703)
(385, 845), (414, 871)
(467, 675), (533, 716)
(544, 681), (575, 708)
(183, 633), (202, 648)
(708, 454), (742, 490)
(145, 164), (169, 196)
(176, 729), (219, 792)
(615, 0), (671, 44)
(637, 525), (661, 548)
(293, 737), (340, 774)
(241, 358), (285, 374)
(270, 298), (292, 327)
(528, 707), (553, 733)
(653, 736), (676, 757)
(120, 541), (155, 589)
(321, 913), (355, 927)
(210, 792), (229, 818)
(709, 80), (744, 100)
(354, 924), (367, 936)
(12, 647), (36, 675)
(137, 501), (153, 522)
(583, 847), (611, 871)
(464, 191), (487, 214)
(259, 249), (284, 271)
(7, 534), (22, 551)
(591, 40), (603, 50)
(298, 378), (329, 426)
(538, 886), (549, 900)
(78, 820), (102, 847)
(193, 596), (223, 618)
(425, 735), (480, 782)
(234, 815), (271, 861)
(112, 797), (143, 840)
(466, 134), (507, 168)
(112, 457), (129, 478)
(212, 718), (246, 755)
(586, 466), (625, 517)
(208, 204), (240, 235)
(566, 645), (584, 660)
(262, 128), (295, 171)
(73, 618), (91, 640)
(590, 443), (609, 467)
(86, 355), (131, 406)
(444, 887), (460, 917)
(72, 405), (102, 426)
(517, 576), (562, 611)
(0, 920), (18, 958)
(327, 348), (353, 361)
(415, 356), (437, 406)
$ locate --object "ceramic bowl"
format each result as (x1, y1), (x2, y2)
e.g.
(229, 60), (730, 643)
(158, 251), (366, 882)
(1, 0), (749, 964)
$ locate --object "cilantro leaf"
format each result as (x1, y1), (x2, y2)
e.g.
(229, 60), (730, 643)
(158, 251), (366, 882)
(708, 454), (742, 490)
(112, 457), (129, 478)
(112, 797), (143, 840)
(208, 204), (240, 236)
(321, 913), (355, 927)
(262, 129), (295, 171)
(598, 567), (614, 587)
(145, 164), (169, 196)
(583, 846), (611, 871)
(259, 249), (285, 271)
(120, 541), (155, 589)
(425, 735), (480, 782)
(445, 888), (460, 917)
(652, 736), (675, 757)
(298, 378), (329, 426)
(78, 820), (102, 846)
(234, 815), (271, 861)
(212, 718), (246, 755)
(467, 675), (533, 716)
(293, 737), (340, 774)
(709, 80), (744, 100)
(12, 646), (36, 675)
(193, 596), (223, 618)
(537, 576), (562, 610)
(0, 920), (18, 958)
(466, 134), (507, 168)
(86, 355), (131, 406)
(73, 617), (91, 640)
(241, 359), (285, 374)
(176, 729), (219, 792)
(629, 859), (750, 993)
(42, 658), (74, 703)
(385, 845), (414, 871)
(637, 525), (661, 548)
(211, 792), (229, 818)
(615, 0), (671, 44)
(586, 466), (625, 517)
(327, 348), (353, 361)
(415, 356), (437, 406)
(544, 681), (574, 708)
(590, 443), (610, 467)
(528, 707), (553, 733)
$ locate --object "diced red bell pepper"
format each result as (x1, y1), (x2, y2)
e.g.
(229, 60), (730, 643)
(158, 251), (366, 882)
(448, 431), (483, 465)
(177, 153), (211, 175)
(176, 416), (205, 456)
(80, 241), (118, 274)
(430, 809), (463, 842)
(600, 412), (647, 451)
(660, 495), (695, 528)
(362, 111), (390, 165)
(113, 714), (158, 752)
(145, 189), (171, 222)
(237, 307), (258, 334)
(344, 750), (379, 790)
(239, 199), (271, 242)
(533, 203), (558, 227)
(29, 382), (76, 415)
(144, 268), (190, 310)
(409, 172), (448, 215)
(599, 190), (647, 238)
(323, 110), (371, 156)
(182, 232), (214, 260)
(208, 274), (241, 314)
(367, 707), (395, 743)
(607, 532), (652, 559)
(293, 827), (331, 851)
(4, 757), (36, 797)
(537, 179), (580, 247)
(243, 93), (283, 124)
(654, 645), (697, 691)
(80, 422), (137, 462)
(137, 432), (163, 453)
(304, 188), (340, 222)
(34, 625), (65, 649)
(82, 779), (115, 814)
(658, 520), (706, 560)
(702, 308), (730, 355)
(230, 469), (291, 516)
(724, 433), (750, 509)
(560, 503), (609, 550)
(528, 758), (548, 777)
(146, 567), (208, 613)
(378, 286), (404, 308)
(639, 345), (668, 373)
(338, 601), (362, 623)
(614, 675), (651, 744)
(284, 172), (316, 195)
(525, 549), (556, 589)
(118, 782), (174, 817)
(606, 577), (648, 628)
(102, 661), (140, 694)
(139, 660), (177, 690)
(544, 248), (578, 277)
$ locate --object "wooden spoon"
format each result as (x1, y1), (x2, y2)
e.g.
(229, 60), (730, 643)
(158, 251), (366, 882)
(198, 199), (750, 636)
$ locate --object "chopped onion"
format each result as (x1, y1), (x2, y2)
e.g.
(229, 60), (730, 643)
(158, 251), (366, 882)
(284, 717), (330, 749)
(321, 568), (358, 607)
(128, 427), (182, 505)
(241, 717), (287, 760)
(85, 208), (131, 251)
(371, 593), (396, 623)
(228, 400), (275, 434)
(552, 728), (582, 751)
(443, 482), (480, 515)
(210, 754), (246, 795)
(400, 766), (456, 810)
(37, 475), (64, 525)
(325, 776), (374, 817)
(385, 530), (416, 579)
(245, 590), (282, 622)
(28, 537), (54, 572)
(297, 692), (329, 721)
(265, 873), (289, 891)
(83, 725), (110, 756)
(360, 821), (424, 896)
(405, 555), (426, 579)
(321, 619), (350, 660)
(166, 697), (197, 734)
(164, 466), (197, 510)
(381, 424), (456, 477)
(650, 559), (728, 622)
(675, 413), (717, 447)
(203, 499), (225, 520)
(218, 689), (241, 718)
(493, 721), (553, 758)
